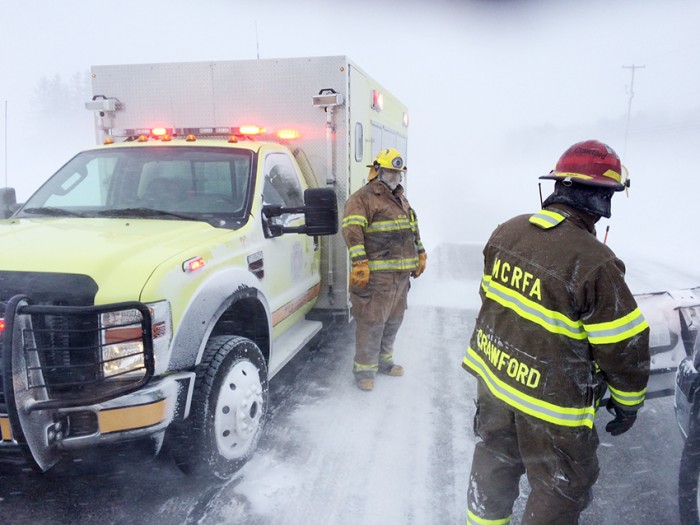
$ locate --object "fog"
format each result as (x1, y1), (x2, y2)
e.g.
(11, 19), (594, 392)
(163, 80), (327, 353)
(2, 0), (700, 276)
(1, 2), (700, 523)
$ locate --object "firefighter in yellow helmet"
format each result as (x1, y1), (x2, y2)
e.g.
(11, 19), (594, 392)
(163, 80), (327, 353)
(463, 140), (649, 525)
(341, 148), (427, 391)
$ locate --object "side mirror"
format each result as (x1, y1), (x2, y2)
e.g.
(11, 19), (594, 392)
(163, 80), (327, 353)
(262, 188), (338, 238)
(0, 188), (17, 219)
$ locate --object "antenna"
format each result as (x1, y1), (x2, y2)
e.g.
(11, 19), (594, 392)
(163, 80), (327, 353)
(538, 182), (543, 207)
(622, 64), (645, 157)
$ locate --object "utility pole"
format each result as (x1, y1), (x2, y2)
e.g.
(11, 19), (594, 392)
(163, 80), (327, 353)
(255, 22), (260, 59)
(4, 100), (7, 188)
(622, 64), (645, 157)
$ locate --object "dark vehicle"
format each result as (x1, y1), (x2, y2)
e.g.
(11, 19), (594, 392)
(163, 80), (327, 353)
(672, 295), (700, 524)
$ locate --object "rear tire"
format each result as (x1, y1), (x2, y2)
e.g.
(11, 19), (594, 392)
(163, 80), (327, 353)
(172, 335), (268, 481)
(680, 420), (700, 524)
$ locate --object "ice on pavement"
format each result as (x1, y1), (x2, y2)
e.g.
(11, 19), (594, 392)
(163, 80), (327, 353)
(196, 242), (698, 525)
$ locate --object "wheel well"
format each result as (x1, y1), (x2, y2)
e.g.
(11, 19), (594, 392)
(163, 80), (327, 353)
(210, 297), (270, 364)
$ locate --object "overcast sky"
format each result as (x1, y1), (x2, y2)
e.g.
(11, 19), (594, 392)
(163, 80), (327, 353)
(2, 0), (699, 276)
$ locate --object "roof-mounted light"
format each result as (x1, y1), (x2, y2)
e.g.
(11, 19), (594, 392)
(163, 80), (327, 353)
(276, 129), (301, 140)
(371, 89), (384, 112)
(238, 125), (265, 135)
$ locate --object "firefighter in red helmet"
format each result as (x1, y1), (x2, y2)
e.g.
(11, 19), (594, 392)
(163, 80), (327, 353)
(342, 148), (426, 391)
(463, 140), (649, 525)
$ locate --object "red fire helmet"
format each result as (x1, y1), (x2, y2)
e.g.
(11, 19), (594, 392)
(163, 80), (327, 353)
(540, 140), (628, 191)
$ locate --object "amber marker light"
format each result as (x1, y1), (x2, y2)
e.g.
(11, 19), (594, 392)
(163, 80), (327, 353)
(104, 137), (114, 145)
(185, 134), (197, 142)
(183, 256), (206, 273)
(239, 125), (264, 135)
(277, 129), (301, 140)
(137, 135), (149, 142)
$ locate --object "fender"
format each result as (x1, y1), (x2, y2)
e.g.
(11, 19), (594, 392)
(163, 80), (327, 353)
(166, 266), (270, 371)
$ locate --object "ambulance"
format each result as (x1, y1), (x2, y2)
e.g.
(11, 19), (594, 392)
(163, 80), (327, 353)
(0, 56), (409, 479)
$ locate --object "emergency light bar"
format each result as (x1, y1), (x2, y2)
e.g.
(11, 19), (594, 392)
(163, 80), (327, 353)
(104, 125), (301, 143)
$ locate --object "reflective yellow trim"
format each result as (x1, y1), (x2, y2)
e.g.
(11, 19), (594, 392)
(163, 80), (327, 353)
(354, 361), (378, 372)
(368, 257), (419, 271)
(464, 348), (595, 428)
(467, 509), (512, 525)
(1, 416), (12, 441)
(553, 169), (622, 184)
(98, 399), (166, 433)
(342, 215), (368, 229)
(482, 275), (586, 340)
(529, 209), (565, 229)
(365, 218), (412, 233)
(584, 307), (649, 344)
(608, 383), (646, 407)
(349, 245), (366, 258)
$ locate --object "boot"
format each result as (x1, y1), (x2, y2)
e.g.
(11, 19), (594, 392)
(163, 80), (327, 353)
(357, 378), (374, 391)
(379, 364), (404, 377)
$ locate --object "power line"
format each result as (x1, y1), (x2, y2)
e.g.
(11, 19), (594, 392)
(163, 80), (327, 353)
(622, 64), (645, 158)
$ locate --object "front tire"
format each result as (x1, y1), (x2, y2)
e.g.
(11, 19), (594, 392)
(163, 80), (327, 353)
(680, 420), (700, 524)
(172, 335), (268, 481)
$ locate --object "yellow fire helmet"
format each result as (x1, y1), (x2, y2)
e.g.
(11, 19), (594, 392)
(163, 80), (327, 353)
(367, 148), (407, 180)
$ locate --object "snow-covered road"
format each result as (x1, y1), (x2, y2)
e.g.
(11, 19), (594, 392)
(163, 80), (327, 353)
(0, 242), (693, 524)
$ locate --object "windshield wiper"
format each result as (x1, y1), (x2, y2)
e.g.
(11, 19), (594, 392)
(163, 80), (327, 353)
(95, 207), (198, 221)
(22, 207), (86, 217)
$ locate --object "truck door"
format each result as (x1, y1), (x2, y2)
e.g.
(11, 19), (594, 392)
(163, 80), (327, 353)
(260, 153), (318, 337)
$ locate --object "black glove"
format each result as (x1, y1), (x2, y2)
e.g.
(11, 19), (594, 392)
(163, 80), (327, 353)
(605, 398), (638, 436)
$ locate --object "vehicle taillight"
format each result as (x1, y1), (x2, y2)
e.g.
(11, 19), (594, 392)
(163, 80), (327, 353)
(0, 318), (5, 335)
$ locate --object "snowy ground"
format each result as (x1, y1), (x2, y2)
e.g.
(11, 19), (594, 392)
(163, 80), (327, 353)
(0, 242), (696, 524)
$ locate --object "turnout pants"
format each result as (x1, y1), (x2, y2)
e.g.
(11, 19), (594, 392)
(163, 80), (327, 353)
(467, 381), (600, 525)
(350, 271), (410, 380)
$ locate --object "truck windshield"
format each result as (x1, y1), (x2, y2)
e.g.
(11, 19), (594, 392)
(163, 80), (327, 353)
(19, 147), (255, 228)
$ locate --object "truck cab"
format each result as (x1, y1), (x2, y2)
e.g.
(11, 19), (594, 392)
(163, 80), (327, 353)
(0, 133), (337, 479)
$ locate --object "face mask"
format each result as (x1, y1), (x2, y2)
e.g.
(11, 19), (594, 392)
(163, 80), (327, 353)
(379, 170), (402, 190)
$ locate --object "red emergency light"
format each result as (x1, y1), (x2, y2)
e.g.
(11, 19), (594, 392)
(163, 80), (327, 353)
(371, 89), (383, 111)
(0, 318), (5, 335)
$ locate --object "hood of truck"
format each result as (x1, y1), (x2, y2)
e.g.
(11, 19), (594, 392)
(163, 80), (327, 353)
(0, 217), (232, 304)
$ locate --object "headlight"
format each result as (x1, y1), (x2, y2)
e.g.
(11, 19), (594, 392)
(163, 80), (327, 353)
(100, 301), (171, 379)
